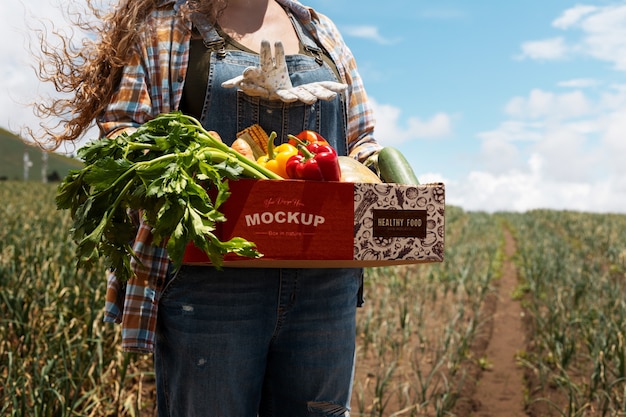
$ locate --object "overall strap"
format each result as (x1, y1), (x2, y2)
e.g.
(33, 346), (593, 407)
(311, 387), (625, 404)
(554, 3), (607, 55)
(287, 12), (323, 65)
(190, 12), (226, 58)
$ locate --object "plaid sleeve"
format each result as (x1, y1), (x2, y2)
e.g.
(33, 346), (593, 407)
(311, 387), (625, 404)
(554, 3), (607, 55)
(97, 44), (155, 136)
(97, 8), (190, 137)
(120, 218), (171, 353)
(312, 12), (382, 162)
(98, 6), (187, 353)
(104, 271), (125, 324)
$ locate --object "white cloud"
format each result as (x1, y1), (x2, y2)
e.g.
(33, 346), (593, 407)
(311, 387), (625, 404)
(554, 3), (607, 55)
(558, 78), (600, 88)
(533, 128), (599, 182)
(552, 5), (598, 29)
(445, 156), (626, 214)
(469, 79), (626, 213)
(601, 109), (626, 175)
(370, 98), (452, 145)
(447, 3), (626, 213)
(478, 136), (524, 175)
(520, 4), (626, 71)
(504, 89), (591, 120)
(1, 1), (72, 135)
(341, 25), (399, 45)
(599, 83), (626, 108)
(479, 125), (597, 182)
(477, 120), (545, 143)
(578, 6), (626, 70)
(517, 37), (568, 60)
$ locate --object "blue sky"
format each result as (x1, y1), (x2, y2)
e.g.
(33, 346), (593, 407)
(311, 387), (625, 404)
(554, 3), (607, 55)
(305, 0), (626, 213)
(2, 0), (626, 213)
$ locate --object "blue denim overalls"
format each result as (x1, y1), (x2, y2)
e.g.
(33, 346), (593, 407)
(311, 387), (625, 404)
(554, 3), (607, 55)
(189, 12), (348, 154)
(155, 11), (360, 417)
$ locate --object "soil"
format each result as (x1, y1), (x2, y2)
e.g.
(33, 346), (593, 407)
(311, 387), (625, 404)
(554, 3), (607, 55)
(465, 228), (528, 416)
(449, 227), (529, 417)
(446, 229), (528, 417)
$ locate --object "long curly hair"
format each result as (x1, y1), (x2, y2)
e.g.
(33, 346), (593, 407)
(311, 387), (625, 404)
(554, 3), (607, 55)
(32, 0), (227, 150)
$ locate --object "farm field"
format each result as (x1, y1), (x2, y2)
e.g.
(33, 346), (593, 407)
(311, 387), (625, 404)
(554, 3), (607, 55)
(1, 181), (626, 416)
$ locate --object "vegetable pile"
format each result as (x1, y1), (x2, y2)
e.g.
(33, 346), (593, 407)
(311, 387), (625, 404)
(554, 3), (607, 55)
(56, 110), (417, 281)
(236, 128), (343, 182)
(56, 112), (282, 281)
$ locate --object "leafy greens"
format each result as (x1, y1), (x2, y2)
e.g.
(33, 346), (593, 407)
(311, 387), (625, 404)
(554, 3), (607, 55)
(56, 112), (282, 281)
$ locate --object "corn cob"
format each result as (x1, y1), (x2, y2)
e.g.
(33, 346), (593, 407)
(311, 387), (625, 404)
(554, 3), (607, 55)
(236, 124), (270, 159)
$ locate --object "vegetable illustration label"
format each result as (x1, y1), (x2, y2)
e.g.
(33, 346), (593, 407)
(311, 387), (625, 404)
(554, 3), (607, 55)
(352, 183), (444, 263)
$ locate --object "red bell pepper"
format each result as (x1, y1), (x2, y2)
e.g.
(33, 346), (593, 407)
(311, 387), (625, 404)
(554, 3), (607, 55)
(288, 130), (329, 148)
(285, 143), (341, 182)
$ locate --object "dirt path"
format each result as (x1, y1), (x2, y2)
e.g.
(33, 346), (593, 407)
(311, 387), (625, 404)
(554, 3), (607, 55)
(469, 227), (527, 416)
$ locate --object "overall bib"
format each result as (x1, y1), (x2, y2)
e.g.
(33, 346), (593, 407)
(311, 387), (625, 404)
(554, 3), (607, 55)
(155, 12), (360, 417)
(186, 12), (349, 154)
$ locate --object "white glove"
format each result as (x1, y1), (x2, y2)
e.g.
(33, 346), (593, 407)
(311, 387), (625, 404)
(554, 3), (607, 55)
(221, 40), (348, 104)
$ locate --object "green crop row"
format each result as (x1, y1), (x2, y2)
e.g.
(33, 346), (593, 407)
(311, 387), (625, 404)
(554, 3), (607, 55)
(501, 210), (626, 416)
(0, 182), (154, 417)
(353, 206), (504, 416)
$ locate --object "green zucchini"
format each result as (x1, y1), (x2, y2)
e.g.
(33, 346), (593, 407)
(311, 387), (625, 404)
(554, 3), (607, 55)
(377, 146), (420, 185)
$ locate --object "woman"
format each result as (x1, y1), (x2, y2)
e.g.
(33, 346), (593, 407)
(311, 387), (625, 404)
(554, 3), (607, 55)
(37, 0), (381, 415)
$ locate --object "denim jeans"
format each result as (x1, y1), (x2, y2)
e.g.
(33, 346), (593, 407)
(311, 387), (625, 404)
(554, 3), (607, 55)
(155, 266), (361, 416)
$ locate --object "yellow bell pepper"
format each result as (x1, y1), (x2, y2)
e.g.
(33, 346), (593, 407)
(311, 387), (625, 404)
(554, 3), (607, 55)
(256, 132), (299, 179)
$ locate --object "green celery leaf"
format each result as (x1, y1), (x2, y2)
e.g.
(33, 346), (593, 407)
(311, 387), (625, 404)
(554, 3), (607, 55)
(83, 157), (134, 190)
(154, 198), (186, 237)
(55, 170), (88, 210)
(214, 159), (245, 180)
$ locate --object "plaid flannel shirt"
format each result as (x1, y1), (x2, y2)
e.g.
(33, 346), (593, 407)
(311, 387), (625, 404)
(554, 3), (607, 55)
(100, 0), (381, 353)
